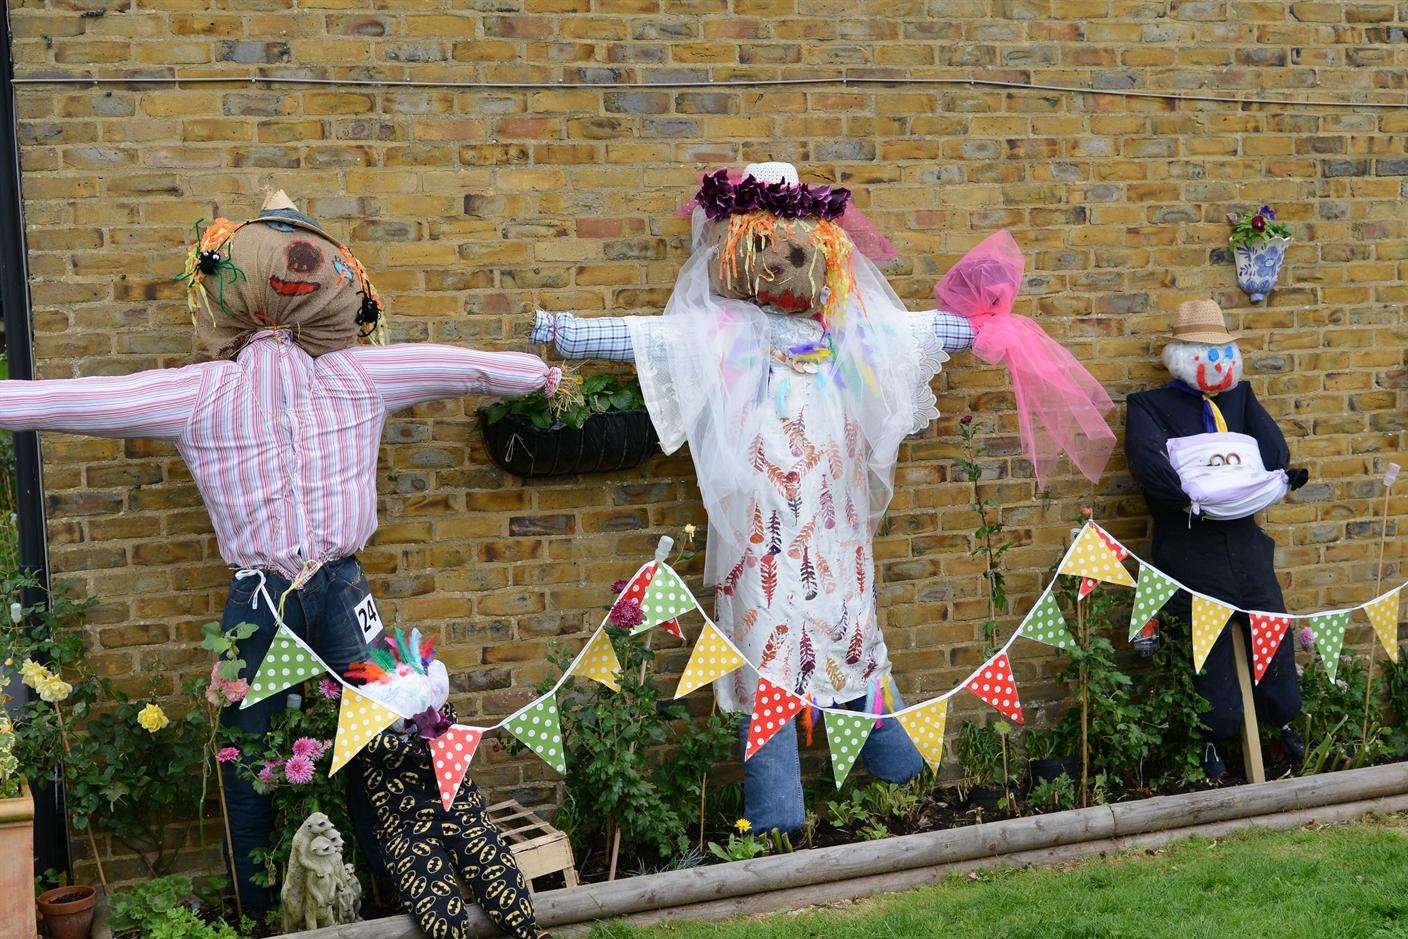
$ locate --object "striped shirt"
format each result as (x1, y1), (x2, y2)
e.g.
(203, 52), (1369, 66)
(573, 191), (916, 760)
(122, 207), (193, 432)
(0, 330), (556, 578)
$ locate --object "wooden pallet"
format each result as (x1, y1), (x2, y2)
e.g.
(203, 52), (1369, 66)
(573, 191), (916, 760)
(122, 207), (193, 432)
(486, 799), (579, 889)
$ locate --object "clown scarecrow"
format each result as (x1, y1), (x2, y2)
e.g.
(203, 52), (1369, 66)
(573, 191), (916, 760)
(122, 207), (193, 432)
(1125, 299), (1308, 780)
(534, 162), (1115, 833)
(0, 192), (562, 915)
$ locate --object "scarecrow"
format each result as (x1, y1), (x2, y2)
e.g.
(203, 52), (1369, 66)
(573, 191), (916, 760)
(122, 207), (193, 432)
(1125, 299), (1308, 780)
(0, 191), (563, 915)
(533, 162), (1115, 833)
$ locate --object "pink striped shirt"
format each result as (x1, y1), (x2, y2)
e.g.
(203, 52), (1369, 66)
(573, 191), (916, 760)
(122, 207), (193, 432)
(0, 330), (557, 578)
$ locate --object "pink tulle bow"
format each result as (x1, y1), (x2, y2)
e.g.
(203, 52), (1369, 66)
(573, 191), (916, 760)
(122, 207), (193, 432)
(936, 230), (1116, 487)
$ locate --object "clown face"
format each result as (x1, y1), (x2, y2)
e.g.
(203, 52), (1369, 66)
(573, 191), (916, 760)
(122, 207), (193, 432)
(1162, 339), (1243, 394)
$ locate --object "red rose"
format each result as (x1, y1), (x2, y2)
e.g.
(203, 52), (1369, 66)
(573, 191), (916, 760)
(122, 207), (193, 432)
(1250, 215), (1265, 231)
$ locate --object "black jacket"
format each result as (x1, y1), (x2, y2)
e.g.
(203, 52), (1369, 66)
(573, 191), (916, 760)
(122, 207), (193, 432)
(1124, 382), (1290, 616)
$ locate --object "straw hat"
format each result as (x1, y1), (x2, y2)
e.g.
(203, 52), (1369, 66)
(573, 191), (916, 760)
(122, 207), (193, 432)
(1169, 299), (1239, 344)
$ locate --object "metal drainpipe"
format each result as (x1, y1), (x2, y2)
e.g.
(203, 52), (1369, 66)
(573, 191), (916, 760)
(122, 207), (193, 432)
(0, 0), (71, 881)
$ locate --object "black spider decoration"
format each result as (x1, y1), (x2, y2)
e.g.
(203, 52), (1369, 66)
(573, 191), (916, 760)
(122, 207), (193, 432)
(356, 291), (381, 338)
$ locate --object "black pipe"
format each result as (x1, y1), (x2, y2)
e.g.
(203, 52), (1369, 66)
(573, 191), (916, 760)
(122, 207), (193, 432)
(0, 0), (70, 881)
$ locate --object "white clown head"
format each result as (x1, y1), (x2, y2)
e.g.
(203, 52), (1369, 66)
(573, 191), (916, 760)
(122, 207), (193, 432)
(345, 628), (450, 734)
(1161, 299), (1243, 393)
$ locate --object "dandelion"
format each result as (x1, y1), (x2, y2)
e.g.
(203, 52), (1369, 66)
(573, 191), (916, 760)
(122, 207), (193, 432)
(734, 818), (752, 834)
(215, 746), (240, 764)
(609, 598), (644, 631)
(291, 737), (325, 761)
(1297, 626), (1315, 654)
(137, 703), (169, 733)
(284, 755), (315, 785)
(317, 677), (342, 700)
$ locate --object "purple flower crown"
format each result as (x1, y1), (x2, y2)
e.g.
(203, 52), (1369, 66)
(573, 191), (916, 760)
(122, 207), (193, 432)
(695, 169), (851, 222)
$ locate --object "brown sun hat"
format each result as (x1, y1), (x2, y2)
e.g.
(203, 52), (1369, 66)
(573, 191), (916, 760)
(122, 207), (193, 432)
(1169, 299), (1239, 344)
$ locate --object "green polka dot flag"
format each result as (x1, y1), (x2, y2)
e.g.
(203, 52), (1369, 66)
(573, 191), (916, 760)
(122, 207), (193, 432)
(1129, 564), (1180, 641)
(241, 625), (328, 709)
(1019, 591), (1074, 651)
(632, 564), (698, 635)
(824, 710), (875, 788)
(503, 695), (567, 775)
(1309, 611), (1351, 682)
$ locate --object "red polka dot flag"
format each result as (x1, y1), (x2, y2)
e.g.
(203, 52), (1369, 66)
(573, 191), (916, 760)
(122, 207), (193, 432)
(616, 563), (656, 605)
(744, 676), (804, 760)
(966, 652), (1024, 724)
(429, 724), (485, 811)
(1249, 612), (1292, 684)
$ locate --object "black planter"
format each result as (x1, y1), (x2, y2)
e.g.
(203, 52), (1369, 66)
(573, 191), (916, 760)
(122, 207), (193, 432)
(966, 785), (1005, 812)
(1028, 756), (1078, 787)
(479, 407), (660, 478)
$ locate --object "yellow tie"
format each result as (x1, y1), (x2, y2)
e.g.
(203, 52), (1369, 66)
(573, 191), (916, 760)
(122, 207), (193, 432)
(1203, 393), (1228, 433)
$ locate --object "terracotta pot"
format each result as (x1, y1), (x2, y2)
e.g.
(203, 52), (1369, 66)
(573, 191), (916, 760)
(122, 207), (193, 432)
(36, 884), (96, 939)
(0, 781), (38, 939)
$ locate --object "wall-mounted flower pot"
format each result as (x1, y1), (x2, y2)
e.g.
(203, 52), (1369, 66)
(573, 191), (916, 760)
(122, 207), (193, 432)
(1233, 236), (1290, 303)
(36, 883), (97, 939)
(0, 781), (37, 939)
(478, 407), (659, 478)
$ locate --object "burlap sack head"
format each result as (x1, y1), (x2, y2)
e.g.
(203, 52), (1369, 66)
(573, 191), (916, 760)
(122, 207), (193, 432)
(708, 214), (828, 317)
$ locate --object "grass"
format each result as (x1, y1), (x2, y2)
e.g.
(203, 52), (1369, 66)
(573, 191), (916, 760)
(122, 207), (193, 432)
(585, 818), (1408, 939)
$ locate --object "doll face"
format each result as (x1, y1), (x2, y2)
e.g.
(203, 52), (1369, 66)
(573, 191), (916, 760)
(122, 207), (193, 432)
(709, 217), (826, 316)
(1162, 340), (1243, 393)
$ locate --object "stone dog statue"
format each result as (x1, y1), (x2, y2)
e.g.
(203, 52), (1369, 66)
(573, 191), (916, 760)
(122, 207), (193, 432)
(282, 812), (362, 932)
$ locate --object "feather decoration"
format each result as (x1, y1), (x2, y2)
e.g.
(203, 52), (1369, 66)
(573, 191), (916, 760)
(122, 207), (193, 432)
(819, 477), (836, 530)
(825, 442), (844, 483)
(816, 552), (836, 594)
(825, 657), (846, 691)
(787, 518), (816, 559)
(861, 651), (878, 682)
(797, 626), (816, 695)
(722, 548), (751, 596)
(845, 490), (860, 529)
(761, 552), (778, 607)
(741, 608), (759, 629)
(845, 417), (859, 458)
(394, 629), (420, 675)
(419, 633), (437, 668)
(845, 616), (864, 666)
(855, 545), (867, 595)
(768, 510), (782, 555)
(833, 601), (849, 643)
(750, 503), (765, 545)
(344, 660), (391, 684)
(784, 473), (802, 521)
(759, 624), (790, 670)
(367, 645), (398, 677)
(800, 547), (818, 601)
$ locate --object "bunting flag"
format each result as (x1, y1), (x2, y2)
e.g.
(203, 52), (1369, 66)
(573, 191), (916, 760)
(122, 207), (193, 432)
(242, 625), (328, 709)
(330, 686), (400, 775)
(1191, 595), (1234, 673)
(1079, 577), (1098, 599)
(504, 696), (567, 774)
(824, 711), (875, 788)
(1365, 588), (1402, 662)
(633, 563), (698, 634)
(896, 698), (949, 772)
(1129, 564), (1180, 641)
(616, 562), (657, 603)
(1018, 591), (1074, 650)
(1059, 524), (1135, 587)
(674, 619), (748, 699)
(569, 626), (622, 691)
(745, 676), (804, 759)
(1083, 526), (1129, 601)
(966, 653), (1024, 724)
(658, 618), (685, 641)
(1309, 610), (1351, 682)
(1249, 612), (1292, 683)
(429, 725), (484, 810)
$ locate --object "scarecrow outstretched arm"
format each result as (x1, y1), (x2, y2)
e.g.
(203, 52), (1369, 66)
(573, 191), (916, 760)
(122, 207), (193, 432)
(0, 366), (206, 439)
(350, 344), (560, 414)
(531, 311), (636, 363)
(910, 309), (975, 354)
(1125, 393), (1192, 511)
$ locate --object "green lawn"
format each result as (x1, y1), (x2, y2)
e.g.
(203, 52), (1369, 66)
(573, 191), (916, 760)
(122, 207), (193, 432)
(586, 819), (1408, 939)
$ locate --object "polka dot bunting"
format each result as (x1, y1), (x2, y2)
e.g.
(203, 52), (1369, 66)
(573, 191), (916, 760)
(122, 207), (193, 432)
(330, 686), (400, 775)
(503, 695), (567, 775)
(1365, 588), (1402, 663)
(1092, 523), (1129, 561)
(616, 563), (656, 605)
(429, 724), (484, 811)
(824, 711), (875, 788)
(1191, 595), (1234, 674)
(966, 653), (1024, 725)
(1249, 612), (1291, 683)
(658, 618), (685, 642)
(242, 624), (328, 710)
(1019, 591), (1074, 651)
(570, 626), (622, 692)
(896, 698), (949, 773)
(674, 619), (747, 699)
(1309, 610), (1351, 683)
(634, 564), (698, 635)
(1129, 564), (1180, 641)
(1058, 524), (1135, 588)
(745, 676), (804, 760)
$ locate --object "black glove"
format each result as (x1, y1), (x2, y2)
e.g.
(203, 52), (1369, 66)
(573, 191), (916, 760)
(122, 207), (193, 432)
(1287, 467), (1309, 491)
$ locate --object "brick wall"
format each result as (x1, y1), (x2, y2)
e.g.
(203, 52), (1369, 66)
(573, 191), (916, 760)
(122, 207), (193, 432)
(9, 0), (1408, 873)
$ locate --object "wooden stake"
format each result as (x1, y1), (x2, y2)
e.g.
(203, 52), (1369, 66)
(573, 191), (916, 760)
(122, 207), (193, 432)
(1231, 626), (1265, 783)
(215, 760), (244, 921)
(1078, 593), (1088, 808)
(1361, 482), (1394, 751)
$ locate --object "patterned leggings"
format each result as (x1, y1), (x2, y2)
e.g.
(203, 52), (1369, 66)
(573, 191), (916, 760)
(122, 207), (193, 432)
(360, 730), (540, 939)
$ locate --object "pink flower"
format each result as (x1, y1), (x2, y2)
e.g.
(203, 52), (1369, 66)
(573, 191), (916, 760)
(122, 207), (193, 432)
(610, 579), (629, 596)
(257, 761), (281, 787)
(291, 737), (325, 761)
(222, 678), (248, 704)
(205, 683), (226, 708)
(317, 678), (342, 700)
(1297, 626), (1315, 653)
(609, 598), (644, 630)
(284, 755), (315, 785)
(215, 746), (240, 764)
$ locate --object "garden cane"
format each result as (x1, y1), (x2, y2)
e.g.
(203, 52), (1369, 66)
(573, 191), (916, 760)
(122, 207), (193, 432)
(1361, 462), (1399, 753)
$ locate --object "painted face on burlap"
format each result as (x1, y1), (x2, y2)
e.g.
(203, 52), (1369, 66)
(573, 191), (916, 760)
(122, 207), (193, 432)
(221, 220), (363, 332)
(1162, 340), (1244, 394)
(708, 216), (827, 317)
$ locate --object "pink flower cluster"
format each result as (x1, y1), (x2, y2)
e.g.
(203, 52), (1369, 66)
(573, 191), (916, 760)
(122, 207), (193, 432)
(609, 598), (644, 631)
(206, 661), (249, 707)
(317, 677), (342, 700)
(256, 737), (332, 788)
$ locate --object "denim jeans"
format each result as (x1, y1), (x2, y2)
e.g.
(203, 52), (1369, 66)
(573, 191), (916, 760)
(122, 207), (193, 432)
(219, 556), (382, 914)
(739, 688), (925, 835)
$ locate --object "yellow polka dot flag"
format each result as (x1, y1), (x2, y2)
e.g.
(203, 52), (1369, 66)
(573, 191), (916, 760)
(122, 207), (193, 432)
(674, 619), (747, 699)
(896, 697), (949, 773)
(330, 686), (400, 775)
(569, 626), (621, 691)
(1191, 595), (1234, 673)
(1058, 523), (1135, 588)
(1365, 588), (1402, 663)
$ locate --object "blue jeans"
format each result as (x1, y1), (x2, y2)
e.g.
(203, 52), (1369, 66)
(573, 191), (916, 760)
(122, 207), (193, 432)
(219, 556), (381, 914)
(739, 689), (925, 835)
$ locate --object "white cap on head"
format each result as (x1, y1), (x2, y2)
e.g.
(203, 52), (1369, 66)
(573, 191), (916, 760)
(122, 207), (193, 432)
(743, 161), (800, 186)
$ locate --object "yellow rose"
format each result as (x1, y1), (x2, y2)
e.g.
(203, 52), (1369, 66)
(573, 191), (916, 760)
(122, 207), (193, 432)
(36, 676), (72, 704)
(19, 659), (50, 687)
(137, 703), (169, 733)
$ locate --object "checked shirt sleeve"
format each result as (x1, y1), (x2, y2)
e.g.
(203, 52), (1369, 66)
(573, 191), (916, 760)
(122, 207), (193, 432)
(351, 344), (558, 414)
(0, 366), (206, 439)
(531, 310), (635, 362)
(910, 309), (975, 354)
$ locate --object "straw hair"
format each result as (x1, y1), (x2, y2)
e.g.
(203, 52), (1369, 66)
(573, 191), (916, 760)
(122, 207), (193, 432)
(1169, 299), (1239, 343)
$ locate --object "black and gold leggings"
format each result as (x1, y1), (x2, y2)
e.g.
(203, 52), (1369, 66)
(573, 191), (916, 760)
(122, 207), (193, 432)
(359, 729), (540, 939)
